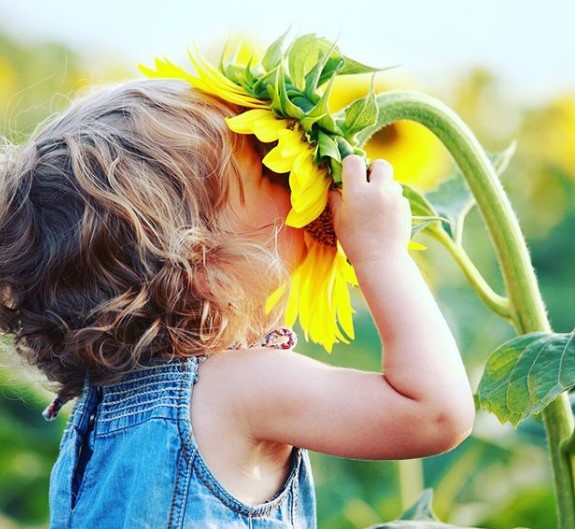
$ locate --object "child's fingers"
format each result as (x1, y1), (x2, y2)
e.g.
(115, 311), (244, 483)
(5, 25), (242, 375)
(367, 159), (393, 184)
(341, 155), (367, 192)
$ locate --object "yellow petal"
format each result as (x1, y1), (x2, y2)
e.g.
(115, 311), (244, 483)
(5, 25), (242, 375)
(286, 200), (326, 228)
(285, 234), (357, 351)
(186, 49), (267, 108)
(286, 156), (330, 227)
(284, 270), (301, 328)
(262, 128), (305, 171)
(226, 109), (288, 142)
(138, 57), (197, 84)
(408, 240), (427, 251)
(290, 172), (330, 213)
(262, 145), (295, 174)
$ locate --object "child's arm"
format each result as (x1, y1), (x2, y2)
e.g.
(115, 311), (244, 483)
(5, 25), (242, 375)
(329, 156), (472, 414)
(199, 156), (475, 460)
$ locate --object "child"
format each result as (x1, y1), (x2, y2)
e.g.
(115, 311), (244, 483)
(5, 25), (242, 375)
(0, 78), (475, 528)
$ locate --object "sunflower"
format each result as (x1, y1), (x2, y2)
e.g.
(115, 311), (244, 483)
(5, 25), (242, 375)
(139, 34), (384, 351)
(225, 108), (357, 350)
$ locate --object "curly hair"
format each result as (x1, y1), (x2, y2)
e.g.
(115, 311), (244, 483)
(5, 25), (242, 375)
(0, 79), (287, 400)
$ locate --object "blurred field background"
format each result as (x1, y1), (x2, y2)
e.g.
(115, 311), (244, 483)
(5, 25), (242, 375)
(1, 1), (575, 527)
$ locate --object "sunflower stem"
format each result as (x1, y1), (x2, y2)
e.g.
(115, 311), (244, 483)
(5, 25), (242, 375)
(430, 227), (510, 319)
(367, 90), (575, 528)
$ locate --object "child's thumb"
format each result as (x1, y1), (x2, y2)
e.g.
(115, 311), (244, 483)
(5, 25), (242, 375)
(328, 188), (342, 211)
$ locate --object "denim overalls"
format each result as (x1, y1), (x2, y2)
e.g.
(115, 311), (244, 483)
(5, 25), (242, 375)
(49, 356), (317, 528)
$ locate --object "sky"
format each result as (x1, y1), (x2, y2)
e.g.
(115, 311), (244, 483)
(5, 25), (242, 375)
(1, 0), (574, 102)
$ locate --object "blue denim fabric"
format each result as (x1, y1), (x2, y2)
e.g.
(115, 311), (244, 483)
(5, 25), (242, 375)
(49, 357), (317, 528)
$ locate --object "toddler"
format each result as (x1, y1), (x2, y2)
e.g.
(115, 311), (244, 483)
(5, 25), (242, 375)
(0, 78), (475, 528)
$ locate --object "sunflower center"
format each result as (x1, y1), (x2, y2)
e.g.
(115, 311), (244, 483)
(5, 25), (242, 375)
(371, 123), (400, 146)
(305, 205), (337, 248)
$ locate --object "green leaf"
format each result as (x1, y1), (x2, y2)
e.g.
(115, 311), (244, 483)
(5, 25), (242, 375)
(477, 330), (575, 426)
(425, 173), (473, 239)
(402, 185), (438, 218)
(425, 142), (516, 240)
(367, 490), (482, 528)
(342, 79), (378, 138)
(411, 216), (447, 238)
(491, 140), (516, 177)
(262, 30), (289, 72)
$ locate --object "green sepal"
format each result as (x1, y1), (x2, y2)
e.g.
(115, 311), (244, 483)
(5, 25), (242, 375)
(303, 72), (342, 135)
(287, 33), (327, 91)
(316, 57), (347, 88)
(341, 77), (378, 139)
(328, 55), (381, 80)
(330, 158), (343, 184)
(287, 33), (379, 92)
(303, 42), (341, 97)
(267, 62), (305, 119)
(317, 131), (341, 162)
(300, 113), (327, 134)
(300, 82), (333, 134)
(336, 136), (355, 159)
(253, 67), (279, 99)
(477, 329), (575, 426)
(291, 96), (315, 113)
(220, 60), (256, 93)
(262, 30), (289, 72)
(293, 35), (379, 90)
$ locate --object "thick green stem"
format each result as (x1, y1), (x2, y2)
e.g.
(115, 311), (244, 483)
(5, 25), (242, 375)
(364, 91), (575, 528)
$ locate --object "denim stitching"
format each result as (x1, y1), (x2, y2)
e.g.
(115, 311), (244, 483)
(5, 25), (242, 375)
(96, 403), (188, 423)
(293, 471), (299, 527)
(167, 435), (187, 528)
(100, 395), (180, 414)
(168, 362), (193, 529)
(103, 381), (180, 400)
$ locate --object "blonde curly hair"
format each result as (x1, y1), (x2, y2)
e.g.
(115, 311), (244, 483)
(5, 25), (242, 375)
(0, 79), (287, 400)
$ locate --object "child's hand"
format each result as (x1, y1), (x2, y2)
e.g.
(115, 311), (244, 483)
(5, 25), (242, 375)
(329, 155), (412, 265)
